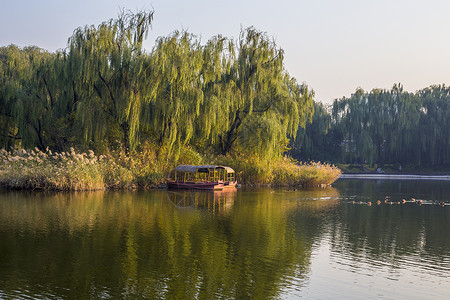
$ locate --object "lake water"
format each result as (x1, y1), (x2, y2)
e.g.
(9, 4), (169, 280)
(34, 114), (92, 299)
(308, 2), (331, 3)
(0, 179), (449, 299)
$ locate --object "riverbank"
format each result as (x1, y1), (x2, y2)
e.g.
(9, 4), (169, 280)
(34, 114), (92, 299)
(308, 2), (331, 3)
(339, 174), (450, 180)
(338, 163), (450, 175)
(0, 148), (341, 191)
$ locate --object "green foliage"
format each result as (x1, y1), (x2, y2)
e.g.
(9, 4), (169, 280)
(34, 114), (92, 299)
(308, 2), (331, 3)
(295, 84), (449, 169)
(332, 84), (449, 167)
(2, 9), (448, 173)
(290, 101), (340, 162)
(0, 10), (313, 165)
(143, 31), (204, 154)
(67, 9), (154, 151)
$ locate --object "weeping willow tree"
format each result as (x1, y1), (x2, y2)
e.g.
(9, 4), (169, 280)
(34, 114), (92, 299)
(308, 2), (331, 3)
(387, 84), (422, 165)
(207, 28), (314, 157)
(0, 45), (22, 148)
(142, 27), (314, 159)
(141, 30), (204, 156)
(332, 88), (370, 164)
(417, 85), (450, 166)
(332, 85), (418, 165)
(330, 84), (449, 167)
(1, 8), (448, 170)
(0, 10), (315, 162)
(0, 45), (70, 150)
(290, 101), (340, 162)
(67, 9), (154, 151)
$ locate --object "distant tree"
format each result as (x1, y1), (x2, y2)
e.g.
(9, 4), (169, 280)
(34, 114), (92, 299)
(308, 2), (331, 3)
(417, 85), (450, 166)
(330, 84), (449, 168)
(290, 101), (338, 162)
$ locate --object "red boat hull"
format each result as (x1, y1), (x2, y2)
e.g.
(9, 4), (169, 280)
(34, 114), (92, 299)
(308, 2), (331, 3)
(167, 180), (224, 190)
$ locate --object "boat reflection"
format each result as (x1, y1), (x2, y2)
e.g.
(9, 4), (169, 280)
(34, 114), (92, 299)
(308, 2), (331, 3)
(165, 187), (237, 213)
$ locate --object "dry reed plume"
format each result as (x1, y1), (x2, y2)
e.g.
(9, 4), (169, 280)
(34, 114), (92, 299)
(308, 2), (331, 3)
(0, 147), (341, 191)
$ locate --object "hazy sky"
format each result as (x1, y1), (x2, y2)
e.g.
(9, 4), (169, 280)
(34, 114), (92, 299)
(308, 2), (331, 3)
(2, 0), (450, 103)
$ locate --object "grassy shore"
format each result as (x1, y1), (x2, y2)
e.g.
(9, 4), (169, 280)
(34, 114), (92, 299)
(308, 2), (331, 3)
(338, 163), (450, 175)
(0, 147), (341, 191)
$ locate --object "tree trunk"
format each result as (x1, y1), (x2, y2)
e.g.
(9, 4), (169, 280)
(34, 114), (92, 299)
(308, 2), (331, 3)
(221, 109), (242, 155)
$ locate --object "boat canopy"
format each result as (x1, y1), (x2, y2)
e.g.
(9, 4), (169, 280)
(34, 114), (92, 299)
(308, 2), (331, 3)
(174, 165), (235, 173)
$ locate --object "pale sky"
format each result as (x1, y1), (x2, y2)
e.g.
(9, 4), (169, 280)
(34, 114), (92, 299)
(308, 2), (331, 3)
(2, 0), (450, 104)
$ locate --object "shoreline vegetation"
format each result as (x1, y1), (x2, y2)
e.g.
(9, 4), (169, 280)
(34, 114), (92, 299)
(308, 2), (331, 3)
(338, 163), (450, 175)
(2, 9), (445, 191)
(0, 147), (341, 191)
(339, 174), (450, 180)
(0, 10), (342, 192)
(0, 9), (336, 191)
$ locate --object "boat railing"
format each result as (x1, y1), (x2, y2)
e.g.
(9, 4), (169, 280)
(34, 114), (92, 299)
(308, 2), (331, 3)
(172, 165), (236, 184)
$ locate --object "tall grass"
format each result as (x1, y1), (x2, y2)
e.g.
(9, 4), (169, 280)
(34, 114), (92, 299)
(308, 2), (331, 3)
(0, 146), (341, 191)
(0, 148), (104, 190)
(0, 143), (204, 191)
(216, 152), (341, 187)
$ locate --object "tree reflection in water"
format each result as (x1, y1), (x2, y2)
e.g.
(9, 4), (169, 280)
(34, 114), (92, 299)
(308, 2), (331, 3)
(4, 183), (449, 299)
(0, 188), (340, 299)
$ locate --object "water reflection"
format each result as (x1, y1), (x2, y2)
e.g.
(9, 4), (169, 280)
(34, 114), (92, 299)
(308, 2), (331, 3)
(165, 188), (237, 213)
(335, 179), (450, 203)
(0, 181), (449, 299)
(0, 188), (340, 299)
(306, 179), (450, 299)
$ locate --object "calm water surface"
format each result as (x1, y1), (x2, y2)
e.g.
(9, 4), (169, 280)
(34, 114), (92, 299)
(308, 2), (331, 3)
(0, 179), (449, 299)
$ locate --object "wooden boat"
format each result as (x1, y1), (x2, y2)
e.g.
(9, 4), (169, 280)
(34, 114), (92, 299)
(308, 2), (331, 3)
(167, 165), (237, 190)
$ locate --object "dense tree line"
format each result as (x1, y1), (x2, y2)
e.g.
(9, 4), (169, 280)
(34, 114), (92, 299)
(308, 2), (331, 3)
(0, 9), (314, 160)
(3, 9), (446, 170)
(291, 84), (450, 168)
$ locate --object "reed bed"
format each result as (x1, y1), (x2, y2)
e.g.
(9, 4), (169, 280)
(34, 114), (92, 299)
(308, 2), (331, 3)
(0, 144), (203, 191)
(0, 148), (107, 190)
(215, 153), (341, 187)
(0, 147), (341, 191)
